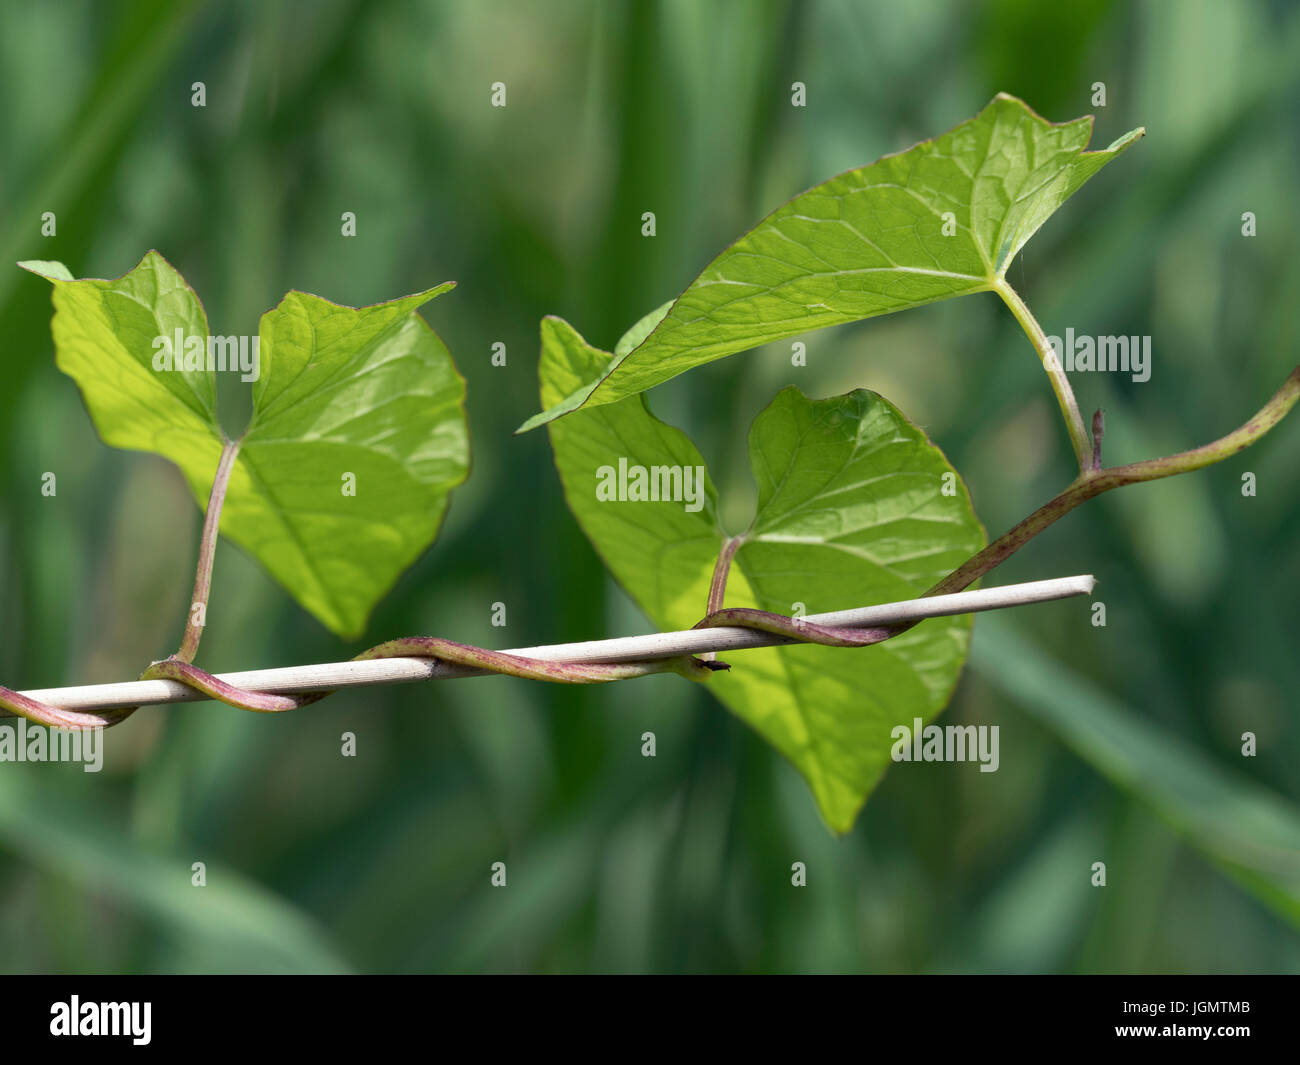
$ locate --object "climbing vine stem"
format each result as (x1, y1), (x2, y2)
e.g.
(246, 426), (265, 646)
(927, 363), (1300, 597)
(0, 362), (1294, 730)
(177, 438), (241, 663)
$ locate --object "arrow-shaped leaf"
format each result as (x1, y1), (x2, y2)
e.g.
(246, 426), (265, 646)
(20, 252), (468, 638)
(541, 316), (985, 832)
(521, 93), (1142, 432)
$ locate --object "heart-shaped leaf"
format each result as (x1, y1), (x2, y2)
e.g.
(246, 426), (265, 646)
(541, 316), (985, 832)
(521, 93), (1142, 432)
(20, 252), (468, 638)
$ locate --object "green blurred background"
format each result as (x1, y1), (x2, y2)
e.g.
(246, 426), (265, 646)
(1, 0), (1298, 973)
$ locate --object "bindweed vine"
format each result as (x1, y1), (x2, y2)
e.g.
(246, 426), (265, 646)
(2, 357), (1293, 730)
(7, 93), (1296, 832)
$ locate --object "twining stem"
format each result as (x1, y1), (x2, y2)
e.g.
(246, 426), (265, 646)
(678, 363), (1297, 663)
(176, 438), (241, 663)
(927, 364), (1300, 597)
(1, 577), (1096, 718)
(706, 536), (744, 615)
(2, 365), (1293, 727)
(995, 278), (1093, 473)
(700, 535), (745, 661)
(3, 319), (1295, 728)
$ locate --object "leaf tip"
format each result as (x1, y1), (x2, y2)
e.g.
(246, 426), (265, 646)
(391, 279), (458, 311)
(1107, 126), (1146, 152)
(514, 409), (552, 435)
(17, 259), (74, 282)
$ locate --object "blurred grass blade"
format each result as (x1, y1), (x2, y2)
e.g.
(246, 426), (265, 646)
(0, 0), (202, 310)
(972, 616), (1300, 927)
(0, 771), (350, 973)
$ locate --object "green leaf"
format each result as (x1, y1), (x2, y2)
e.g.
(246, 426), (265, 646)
(231, 286), (467, 637)
(520, 93), (1143, 432)
(19, 253), (227, 492)
(20, 252), (468, 638)
(541, 317), (985, 832)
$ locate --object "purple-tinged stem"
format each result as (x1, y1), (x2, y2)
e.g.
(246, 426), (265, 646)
(928, 364), (1300, 598)
(1091, 408), (1105, 471)
(176, 439), (241, 663)
(700, 536), (745, 661)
